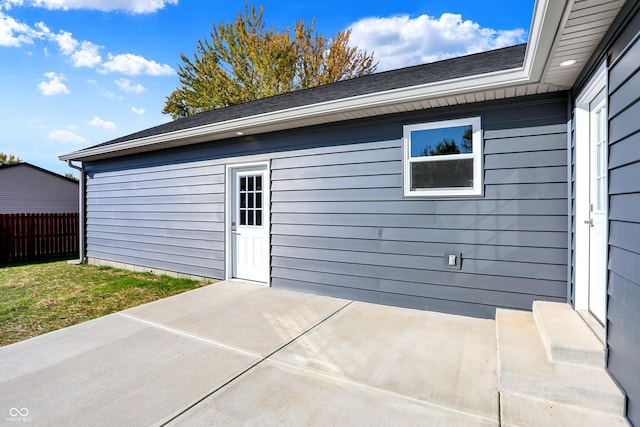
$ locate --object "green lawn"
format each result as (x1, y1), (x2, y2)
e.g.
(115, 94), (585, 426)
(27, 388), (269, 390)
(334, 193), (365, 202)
(0, 261), (210, 346)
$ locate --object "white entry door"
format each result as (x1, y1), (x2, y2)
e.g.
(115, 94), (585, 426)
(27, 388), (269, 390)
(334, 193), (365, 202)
(230, 166), (269, 283)
(587, 89), (608, 324)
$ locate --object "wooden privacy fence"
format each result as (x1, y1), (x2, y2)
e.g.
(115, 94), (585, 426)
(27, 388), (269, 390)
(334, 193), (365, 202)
(0, 213), (79, 265)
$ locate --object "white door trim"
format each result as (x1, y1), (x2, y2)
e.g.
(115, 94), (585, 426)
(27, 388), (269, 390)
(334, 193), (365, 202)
(225, 161), (271, 285)
(574, 61), (607, 317)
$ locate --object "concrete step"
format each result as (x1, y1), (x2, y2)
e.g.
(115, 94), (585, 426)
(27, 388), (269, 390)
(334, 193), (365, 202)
(500, 392), (630, 427)
(496, 309), (626, 419)
(532, 301), (605, 368)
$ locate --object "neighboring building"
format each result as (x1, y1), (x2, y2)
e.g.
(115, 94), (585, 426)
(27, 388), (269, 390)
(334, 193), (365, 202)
(61, 0), (640, 424)
(0, 162), (79, 214)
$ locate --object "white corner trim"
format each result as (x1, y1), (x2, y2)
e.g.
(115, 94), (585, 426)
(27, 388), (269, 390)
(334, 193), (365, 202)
(576, 62), (608, 105)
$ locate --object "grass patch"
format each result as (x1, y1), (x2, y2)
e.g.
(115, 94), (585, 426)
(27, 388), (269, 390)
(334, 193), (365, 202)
(0, 261), (210, 346)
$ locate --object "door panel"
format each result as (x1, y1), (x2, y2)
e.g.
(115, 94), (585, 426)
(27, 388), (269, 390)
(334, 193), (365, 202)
(231, 167), (269, 283)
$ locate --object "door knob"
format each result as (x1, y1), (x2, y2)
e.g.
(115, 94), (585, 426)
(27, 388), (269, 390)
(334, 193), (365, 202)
(584, 219), (594, 226)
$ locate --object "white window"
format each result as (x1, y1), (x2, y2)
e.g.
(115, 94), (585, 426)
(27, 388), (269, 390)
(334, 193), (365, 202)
(403, 117), (483, 196)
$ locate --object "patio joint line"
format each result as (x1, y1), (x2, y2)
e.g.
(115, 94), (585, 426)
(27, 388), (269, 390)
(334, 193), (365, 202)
(159, 299), (354, 426)
(267, 358), (498, 424)
(117, 312), (261, 359)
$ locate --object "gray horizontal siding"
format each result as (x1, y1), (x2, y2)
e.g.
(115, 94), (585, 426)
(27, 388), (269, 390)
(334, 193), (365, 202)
(608, 130), (640, 169)
(272, 246), (566, 281)
(609, 192), (640, 227)
(84, 163), (226, 279)
(270, 199), (567, 215)
(83, 92), (568, 319)
(81, 118), (401, 280)
(604, 7), (640, 426)
(273, 235), (567, 265)
(271, 266), (565, 298)
(270, 93), (569, 317)
(86, 194), (223, 205)
(0, 165), (78, 214)
(271, 212), (567, 231)
(271, 224), (567, 248)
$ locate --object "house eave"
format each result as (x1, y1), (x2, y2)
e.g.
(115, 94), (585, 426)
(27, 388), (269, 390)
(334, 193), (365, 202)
(60, 66), (538, 162)
(60, 0), (573, 163)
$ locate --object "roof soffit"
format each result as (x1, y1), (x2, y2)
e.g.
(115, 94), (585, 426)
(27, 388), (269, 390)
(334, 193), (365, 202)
(541, 0), (628, 88)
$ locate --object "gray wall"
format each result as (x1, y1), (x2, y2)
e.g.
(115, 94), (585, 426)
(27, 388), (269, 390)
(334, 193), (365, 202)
(270, 94), (568, 318)
(0, 164), (79, 214)
(605, 5), (640, 425)
(84, 92), (568, 318)
(85, 161), (226, 278)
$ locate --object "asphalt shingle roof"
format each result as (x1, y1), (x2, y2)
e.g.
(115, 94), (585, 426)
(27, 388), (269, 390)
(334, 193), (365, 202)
(93, 43), (527, 149)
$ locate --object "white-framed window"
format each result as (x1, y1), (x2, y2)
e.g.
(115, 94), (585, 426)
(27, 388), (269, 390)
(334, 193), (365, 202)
(403, 117), (483, 197)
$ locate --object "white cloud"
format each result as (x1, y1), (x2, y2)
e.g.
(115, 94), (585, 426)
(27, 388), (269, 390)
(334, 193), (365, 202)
(88, 116), (116, 130)
(71, 41), (101, 67)
(131, 107), (145, 115)
(102, 53), (174, 76)
(6, 0), (177, 14)
(0, 1), (25, 11)
(115, 78), (146, 93)
(2, 12), (169, 75)
(0, 11), (39, 46)
(348, 13), (527, 71)
(102, 90), (121, 99)
(38, 71), (70, 95)
(48, 128), (86, 144)
(51, 29), (77, 54)
(37, 24), (102, 68)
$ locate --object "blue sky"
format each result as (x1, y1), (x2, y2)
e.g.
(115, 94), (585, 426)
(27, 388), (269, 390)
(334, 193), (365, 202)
(0, 0), (534, 176)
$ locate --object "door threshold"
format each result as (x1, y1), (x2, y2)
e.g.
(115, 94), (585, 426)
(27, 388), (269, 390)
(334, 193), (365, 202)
(577, 310), (605, 344)
(228, 278), (270, 287)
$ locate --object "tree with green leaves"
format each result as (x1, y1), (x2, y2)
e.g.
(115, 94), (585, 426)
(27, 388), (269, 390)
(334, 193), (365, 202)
(0, 153), (22, 165)
(163, 3), (378, 119)
(422, 138), (461, 156)
(462, 125), (473, 152)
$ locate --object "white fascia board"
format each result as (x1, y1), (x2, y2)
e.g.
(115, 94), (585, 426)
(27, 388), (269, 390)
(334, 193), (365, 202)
(60, 0), (565, 163)
(58, 68), (530, 162)
(524, 0), (571, 82)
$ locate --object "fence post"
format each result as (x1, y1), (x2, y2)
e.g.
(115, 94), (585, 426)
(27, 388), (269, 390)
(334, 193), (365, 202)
(0, 215), (9, 264)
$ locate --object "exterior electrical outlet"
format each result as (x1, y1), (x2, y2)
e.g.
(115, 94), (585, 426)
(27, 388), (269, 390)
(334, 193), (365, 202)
(446, 253), (462, 270)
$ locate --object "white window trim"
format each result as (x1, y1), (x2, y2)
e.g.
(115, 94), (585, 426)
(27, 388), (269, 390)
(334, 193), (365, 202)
(403, 117), (483, 197)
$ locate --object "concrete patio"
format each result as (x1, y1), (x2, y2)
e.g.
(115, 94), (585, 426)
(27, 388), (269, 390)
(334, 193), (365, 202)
(0, 280), (628, 426)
